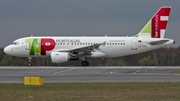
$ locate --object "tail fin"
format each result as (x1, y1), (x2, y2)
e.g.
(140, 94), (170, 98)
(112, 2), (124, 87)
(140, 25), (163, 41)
(134, 6), (171, 38)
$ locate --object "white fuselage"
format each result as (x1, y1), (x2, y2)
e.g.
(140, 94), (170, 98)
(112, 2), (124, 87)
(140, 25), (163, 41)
(4, 36), (174, 58)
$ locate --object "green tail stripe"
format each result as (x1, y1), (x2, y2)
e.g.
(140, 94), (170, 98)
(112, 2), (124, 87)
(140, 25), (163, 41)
(134, 20), (152, 37)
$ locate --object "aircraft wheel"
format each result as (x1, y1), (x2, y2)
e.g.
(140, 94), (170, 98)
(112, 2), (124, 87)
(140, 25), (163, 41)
(81, 61), (89, 66)
(27, 62), (32, 66)
(86, 61), (89, 66)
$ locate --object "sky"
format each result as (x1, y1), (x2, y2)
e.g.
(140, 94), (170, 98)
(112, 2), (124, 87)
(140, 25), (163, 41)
(0, 0), (180, 47)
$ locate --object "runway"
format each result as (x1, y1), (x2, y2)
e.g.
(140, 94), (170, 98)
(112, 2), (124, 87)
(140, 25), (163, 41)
(0, 66), (180, 83)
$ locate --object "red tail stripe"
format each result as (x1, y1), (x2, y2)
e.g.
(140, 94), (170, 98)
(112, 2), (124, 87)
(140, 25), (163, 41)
(151, 7), (171, 38)
(157, 8), (171, 16)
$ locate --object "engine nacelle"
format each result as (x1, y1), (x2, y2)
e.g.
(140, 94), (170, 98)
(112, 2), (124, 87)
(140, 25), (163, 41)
(50, 52), (70, 63)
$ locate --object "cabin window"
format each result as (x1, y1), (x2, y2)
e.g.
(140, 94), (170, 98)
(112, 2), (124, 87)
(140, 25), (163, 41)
(13, 42), (20, 45)
(45, 42), (51, 46)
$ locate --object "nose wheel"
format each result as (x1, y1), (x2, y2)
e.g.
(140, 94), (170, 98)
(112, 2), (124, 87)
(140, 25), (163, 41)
(81, 61), (89, 66)
(27, 62), (32, 66)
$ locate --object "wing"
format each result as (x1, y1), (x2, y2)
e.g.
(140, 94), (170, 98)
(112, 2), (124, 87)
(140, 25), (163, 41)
(70, 41), (106, 52)
(58, 41), (106, 55)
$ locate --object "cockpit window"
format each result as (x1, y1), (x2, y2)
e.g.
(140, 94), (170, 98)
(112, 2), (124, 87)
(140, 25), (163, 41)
(13, 42), (20, 45)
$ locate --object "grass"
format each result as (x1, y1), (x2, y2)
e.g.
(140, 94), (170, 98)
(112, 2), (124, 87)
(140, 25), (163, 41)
(0, 83), (180, 101)
(171, 70), (180, 74)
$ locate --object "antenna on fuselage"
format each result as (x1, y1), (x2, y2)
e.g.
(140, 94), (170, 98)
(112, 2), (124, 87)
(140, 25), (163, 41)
(105, 34), (107, 37)
(31, 35), (33, 37)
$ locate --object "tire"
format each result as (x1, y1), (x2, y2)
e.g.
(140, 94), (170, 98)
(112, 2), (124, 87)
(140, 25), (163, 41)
(81, 61), (89, 66)
(27, 62), (32, 66)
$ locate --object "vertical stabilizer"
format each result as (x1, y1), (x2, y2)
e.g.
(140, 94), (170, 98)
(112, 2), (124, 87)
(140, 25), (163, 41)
(134, 6), (171, 38)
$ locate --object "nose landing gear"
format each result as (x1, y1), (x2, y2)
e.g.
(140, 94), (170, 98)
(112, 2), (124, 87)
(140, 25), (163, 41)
(27, 57), (32, 66)
(27, 62), (32, 66)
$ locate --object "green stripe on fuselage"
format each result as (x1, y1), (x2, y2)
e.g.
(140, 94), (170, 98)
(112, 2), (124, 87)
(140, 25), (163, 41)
(25, 38), (41, 55)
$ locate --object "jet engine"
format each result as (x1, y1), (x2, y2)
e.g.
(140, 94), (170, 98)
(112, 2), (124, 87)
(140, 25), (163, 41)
(50, 52), (70, 63)
(50, 52), (79, 63)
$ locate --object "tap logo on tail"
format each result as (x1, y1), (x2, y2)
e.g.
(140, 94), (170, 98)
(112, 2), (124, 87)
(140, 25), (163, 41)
(135, 6), (171, 38)
(151, 7), (171, 38)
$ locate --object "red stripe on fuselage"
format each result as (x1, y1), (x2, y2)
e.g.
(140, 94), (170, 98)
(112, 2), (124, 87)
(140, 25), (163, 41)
(41, 38), (55, 55)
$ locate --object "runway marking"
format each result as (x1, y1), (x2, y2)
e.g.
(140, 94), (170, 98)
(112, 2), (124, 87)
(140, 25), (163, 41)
(52, 68), (75, 74)
(174, 74), (180, 76)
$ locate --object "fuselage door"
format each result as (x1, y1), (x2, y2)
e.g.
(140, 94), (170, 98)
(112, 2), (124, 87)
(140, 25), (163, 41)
(26, 43), (31, 50)
(131, 39), (137, 50)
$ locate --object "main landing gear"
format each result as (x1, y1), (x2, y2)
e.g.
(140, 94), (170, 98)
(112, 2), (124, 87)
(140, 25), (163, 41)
(27, 57), (32, 66)
(81, 61), (89, 66)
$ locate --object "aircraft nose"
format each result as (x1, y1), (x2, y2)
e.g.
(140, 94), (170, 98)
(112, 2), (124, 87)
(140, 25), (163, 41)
(4, 46), (11, 55)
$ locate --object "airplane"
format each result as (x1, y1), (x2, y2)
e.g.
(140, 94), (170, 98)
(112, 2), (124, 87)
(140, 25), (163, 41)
(4, 6), (175, 66)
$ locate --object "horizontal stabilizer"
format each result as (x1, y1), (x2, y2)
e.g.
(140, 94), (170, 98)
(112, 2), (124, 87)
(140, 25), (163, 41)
(149, 40), (169, 45)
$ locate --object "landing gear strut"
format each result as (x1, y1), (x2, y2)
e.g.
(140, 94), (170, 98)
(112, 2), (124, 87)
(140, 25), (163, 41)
(27, 57), (32, 66)
(81, 61), (89, 66)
